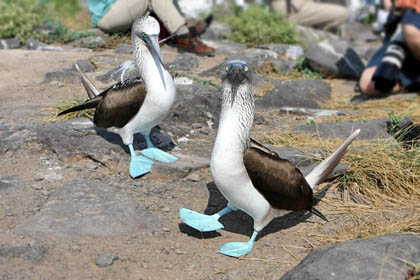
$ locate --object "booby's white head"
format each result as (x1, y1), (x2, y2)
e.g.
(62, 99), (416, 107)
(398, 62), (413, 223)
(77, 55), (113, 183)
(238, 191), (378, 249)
(132, 16), (167, 86)
(221, 60), (253, 107)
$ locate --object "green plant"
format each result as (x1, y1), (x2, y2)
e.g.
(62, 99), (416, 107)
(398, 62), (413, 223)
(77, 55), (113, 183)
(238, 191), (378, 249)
(217, 4), (299, 47)
(0, 0), (43, 41)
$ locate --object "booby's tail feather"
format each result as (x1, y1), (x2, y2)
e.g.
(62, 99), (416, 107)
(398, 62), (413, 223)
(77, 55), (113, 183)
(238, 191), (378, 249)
(310, 207), (328, 222)
(75, 63), (100, 99)
(58, 97), (101, 116)
(305, 129), (360, 190)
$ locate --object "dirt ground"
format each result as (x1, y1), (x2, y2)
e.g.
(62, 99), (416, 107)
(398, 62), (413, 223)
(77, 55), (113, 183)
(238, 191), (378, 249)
(0, 47), (358, 280)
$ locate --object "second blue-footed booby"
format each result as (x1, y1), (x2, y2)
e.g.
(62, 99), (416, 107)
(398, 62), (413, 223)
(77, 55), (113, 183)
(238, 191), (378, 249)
(180, 60), (360, 258)
(59, 16), (177, 178)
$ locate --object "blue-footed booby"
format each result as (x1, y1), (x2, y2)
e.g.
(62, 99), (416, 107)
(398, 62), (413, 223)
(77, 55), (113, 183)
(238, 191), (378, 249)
(59, 16), (177, 178)
(180, 60), (360, 258)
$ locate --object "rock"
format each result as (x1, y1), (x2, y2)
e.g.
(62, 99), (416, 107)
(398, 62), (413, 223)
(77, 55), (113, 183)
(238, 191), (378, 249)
(90, 54), (122, 67)
(341, 22), (379, 43)
(0, 124), (33, 155)
(229, 48), (278, 69)
(280, 234), (420, 280)
(293, 118), (390, 139)
(14, 180), (161, 238)
(151, 153), (210, 179)
(279, 107), (357, 117)
(170, 53), (199, 71)
(72, 36), (105, 48)
(174, 77), (194, 85)
(0, 243), (46, 263)
(255, 80), (331, 109)
(256, 44), (304, 60)
(0, 175), (22, 193)
(305, 42), (341, 77)
(72, 59), (95, 73)
(96, 253), (118, 267)
(96, 60), (140, 83)
(25, 38), (47, 50)
(271, 59), (299, 72)
(0, 38), (20, 49)
(186, 173), (200, 182)
(172, 82), (220, 124)
(203, 39), (246, 56)
(44, 69), (79, 83)
(33, 118), (171, 174)
(113, 43), (133, 54)
(201, 21), (231, 40)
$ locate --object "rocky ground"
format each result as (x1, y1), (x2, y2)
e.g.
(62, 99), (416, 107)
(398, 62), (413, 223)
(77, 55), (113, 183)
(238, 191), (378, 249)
(1, 22), (419, 280)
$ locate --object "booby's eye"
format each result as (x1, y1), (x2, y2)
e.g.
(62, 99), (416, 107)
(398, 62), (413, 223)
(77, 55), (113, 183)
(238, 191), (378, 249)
(244, 66), (249, 72)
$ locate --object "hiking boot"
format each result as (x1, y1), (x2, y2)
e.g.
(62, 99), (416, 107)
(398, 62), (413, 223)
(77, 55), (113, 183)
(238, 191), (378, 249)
(172, 34), (215, 56)
(187, 14), (213, 37)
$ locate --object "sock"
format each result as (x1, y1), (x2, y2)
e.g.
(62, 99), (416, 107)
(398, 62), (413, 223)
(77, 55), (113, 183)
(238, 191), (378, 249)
(176, 25), (189, 36)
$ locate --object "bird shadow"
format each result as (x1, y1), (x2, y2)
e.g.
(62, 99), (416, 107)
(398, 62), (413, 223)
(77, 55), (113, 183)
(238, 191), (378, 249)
(178, 181), (322, 241)
(93, 125), (175, 154)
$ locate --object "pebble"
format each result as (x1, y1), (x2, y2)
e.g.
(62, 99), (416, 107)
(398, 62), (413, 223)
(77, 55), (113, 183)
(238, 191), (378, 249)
(84, 162), (97, 170)
(96, 253), (118, 267)
(31, 184), (43, 190)
(162, 207), (170, 212)
(71, 245), (81, 253)
(175, 249), (186, 255)
(162, 227), (170, 232)
(186, 173), (200, 182)
(177, 136), (189, 143)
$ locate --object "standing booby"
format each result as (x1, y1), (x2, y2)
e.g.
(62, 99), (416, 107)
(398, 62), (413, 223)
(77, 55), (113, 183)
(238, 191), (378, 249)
(180, 60), (360, 258)
(59, 16), (177, 178)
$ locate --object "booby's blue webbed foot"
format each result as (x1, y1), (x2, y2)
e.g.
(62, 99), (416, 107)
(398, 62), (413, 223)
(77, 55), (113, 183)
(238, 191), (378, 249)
(141, 135), (177, 163)
(179, 206), (232, 232)
(141, 148), (177, 163)
(219, 230), (258, 258)
(128, 144), (154, 178)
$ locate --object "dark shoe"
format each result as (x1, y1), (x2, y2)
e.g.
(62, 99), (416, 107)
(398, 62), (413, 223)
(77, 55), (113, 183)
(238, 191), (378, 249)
(172, 34), (215, 56)
(187, 14), (213, 37)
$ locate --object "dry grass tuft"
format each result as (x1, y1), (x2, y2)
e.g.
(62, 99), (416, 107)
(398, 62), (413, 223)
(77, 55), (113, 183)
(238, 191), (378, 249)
(255, 129), (420, 245)
(43, 97), (93, 122)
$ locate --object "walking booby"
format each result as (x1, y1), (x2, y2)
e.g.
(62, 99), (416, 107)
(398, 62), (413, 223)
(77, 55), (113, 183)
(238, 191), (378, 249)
(180, 60), (360, 258)
(59, 16), (177, 178)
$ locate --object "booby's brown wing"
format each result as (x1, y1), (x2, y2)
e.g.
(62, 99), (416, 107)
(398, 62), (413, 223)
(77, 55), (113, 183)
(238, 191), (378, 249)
(94, 78), (146, 128)
(244, 141), (315, 212)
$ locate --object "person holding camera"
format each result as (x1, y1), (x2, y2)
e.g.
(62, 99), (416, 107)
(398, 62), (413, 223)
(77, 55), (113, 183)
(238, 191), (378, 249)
(359, 0), (420, 96)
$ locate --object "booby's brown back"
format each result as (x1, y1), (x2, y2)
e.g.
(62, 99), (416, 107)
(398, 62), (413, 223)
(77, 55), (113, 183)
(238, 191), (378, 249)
(94, 80), (146, 128)
(244, 145), (315, 212)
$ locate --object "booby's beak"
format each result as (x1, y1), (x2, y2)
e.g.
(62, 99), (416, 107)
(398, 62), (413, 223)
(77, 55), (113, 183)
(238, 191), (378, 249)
(136, 31), (167, 89)
(136, 31), (167, 71)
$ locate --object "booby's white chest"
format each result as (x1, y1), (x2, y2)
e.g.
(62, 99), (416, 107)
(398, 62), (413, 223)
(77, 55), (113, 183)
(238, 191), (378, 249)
(125, 56), (176, 135)
(210, 108), (272, 226)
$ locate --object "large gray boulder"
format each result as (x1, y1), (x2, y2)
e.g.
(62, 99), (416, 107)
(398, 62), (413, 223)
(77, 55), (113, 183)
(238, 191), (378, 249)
(14, 180), (161, 238)
(281, 234), (420, 280)
(256, 80), (331, 109)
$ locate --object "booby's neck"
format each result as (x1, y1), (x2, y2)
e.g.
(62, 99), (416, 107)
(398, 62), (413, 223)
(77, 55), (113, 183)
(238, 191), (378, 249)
(213, 81), (254, 155)
(132, 36), (171, 93)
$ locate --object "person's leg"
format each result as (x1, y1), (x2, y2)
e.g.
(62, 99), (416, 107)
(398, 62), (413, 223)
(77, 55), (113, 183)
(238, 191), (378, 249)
(290, 1), (348, 31)
(401, 11), (420, 60)
(402, 24), (420, 61)
(97, 0), (149, 33)
(149, 0), (188, 35)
